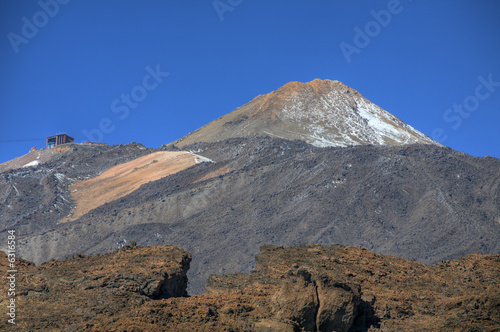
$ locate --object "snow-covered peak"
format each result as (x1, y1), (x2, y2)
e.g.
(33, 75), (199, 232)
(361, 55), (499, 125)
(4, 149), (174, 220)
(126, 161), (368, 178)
(173, 79), (440, 148)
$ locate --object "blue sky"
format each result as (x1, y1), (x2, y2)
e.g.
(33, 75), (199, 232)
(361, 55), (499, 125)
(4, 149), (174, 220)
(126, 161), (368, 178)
(1, 0), (499, 163)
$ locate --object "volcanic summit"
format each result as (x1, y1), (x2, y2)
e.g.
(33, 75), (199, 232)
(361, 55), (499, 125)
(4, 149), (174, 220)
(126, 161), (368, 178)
(173, 79), (438, 148)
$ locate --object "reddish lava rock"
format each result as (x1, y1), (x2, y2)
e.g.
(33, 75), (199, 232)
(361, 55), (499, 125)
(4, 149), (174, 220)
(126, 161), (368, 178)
(1, 243), (499, 331)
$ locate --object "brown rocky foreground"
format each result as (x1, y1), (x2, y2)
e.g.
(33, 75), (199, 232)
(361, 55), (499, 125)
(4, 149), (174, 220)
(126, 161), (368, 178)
(1, 244), (499, 331)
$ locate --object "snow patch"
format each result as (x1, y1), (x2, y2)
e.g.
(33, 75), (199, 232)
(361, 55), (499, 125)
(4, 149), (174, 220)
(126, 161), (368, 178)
(54, 173), (66, 182)
(117, 239), (128, 249)
(192, 154), (214, 164)
(8, 177), (20, 196)
(23, 160), (40, 168)
(189, 149), (203, 153)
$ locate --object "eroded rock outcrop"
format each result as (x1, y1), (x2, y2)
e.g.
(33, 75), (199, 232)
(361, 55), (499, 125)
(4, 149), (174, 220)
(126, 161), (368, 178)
(0, 243), (191, 330)
(0, 244), (498, 331)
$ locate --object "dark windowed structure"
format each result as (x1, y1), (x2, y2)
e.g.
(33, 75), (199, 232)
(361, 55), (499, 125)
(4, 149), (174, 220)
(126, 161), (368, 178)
(46, 134), (74, 149)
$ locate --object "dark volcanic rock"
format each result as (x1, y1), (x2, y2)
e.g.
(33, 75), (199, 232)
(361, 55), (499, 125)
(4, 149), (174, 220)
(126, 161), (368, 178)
(0, 142), (152, 237)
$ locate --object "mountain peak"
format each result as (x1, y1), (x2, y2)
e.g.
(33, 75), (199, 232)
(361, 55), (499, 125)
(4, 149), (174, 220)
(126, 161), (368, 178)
(173, 79), (439, 148)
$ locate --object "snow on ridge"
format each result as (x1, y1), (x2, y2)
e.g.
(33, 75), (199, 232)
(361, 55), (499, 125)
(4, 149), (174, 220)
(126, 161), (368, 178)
(358, 97), (435, 144)
(277, 85), (435, 147)
(356, 100), (403, 142)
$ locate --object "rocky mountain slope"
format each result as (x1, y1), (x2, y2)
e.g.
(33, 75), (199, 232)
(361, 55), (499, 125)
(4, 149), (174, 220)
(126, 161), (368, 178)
(2, 137), (499, 295)
(0, 145), (72, 173)
(2, 244), (498, 331)
(0, 143), (153, 237)
(172, 79), (438, 148)
(65, 150), (211, 222)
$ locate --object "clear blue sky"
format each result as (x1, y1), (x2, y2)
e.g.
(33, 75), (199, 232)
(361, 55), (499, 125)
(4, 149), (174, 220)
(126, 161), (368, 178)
(1, 0), (499, 164)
